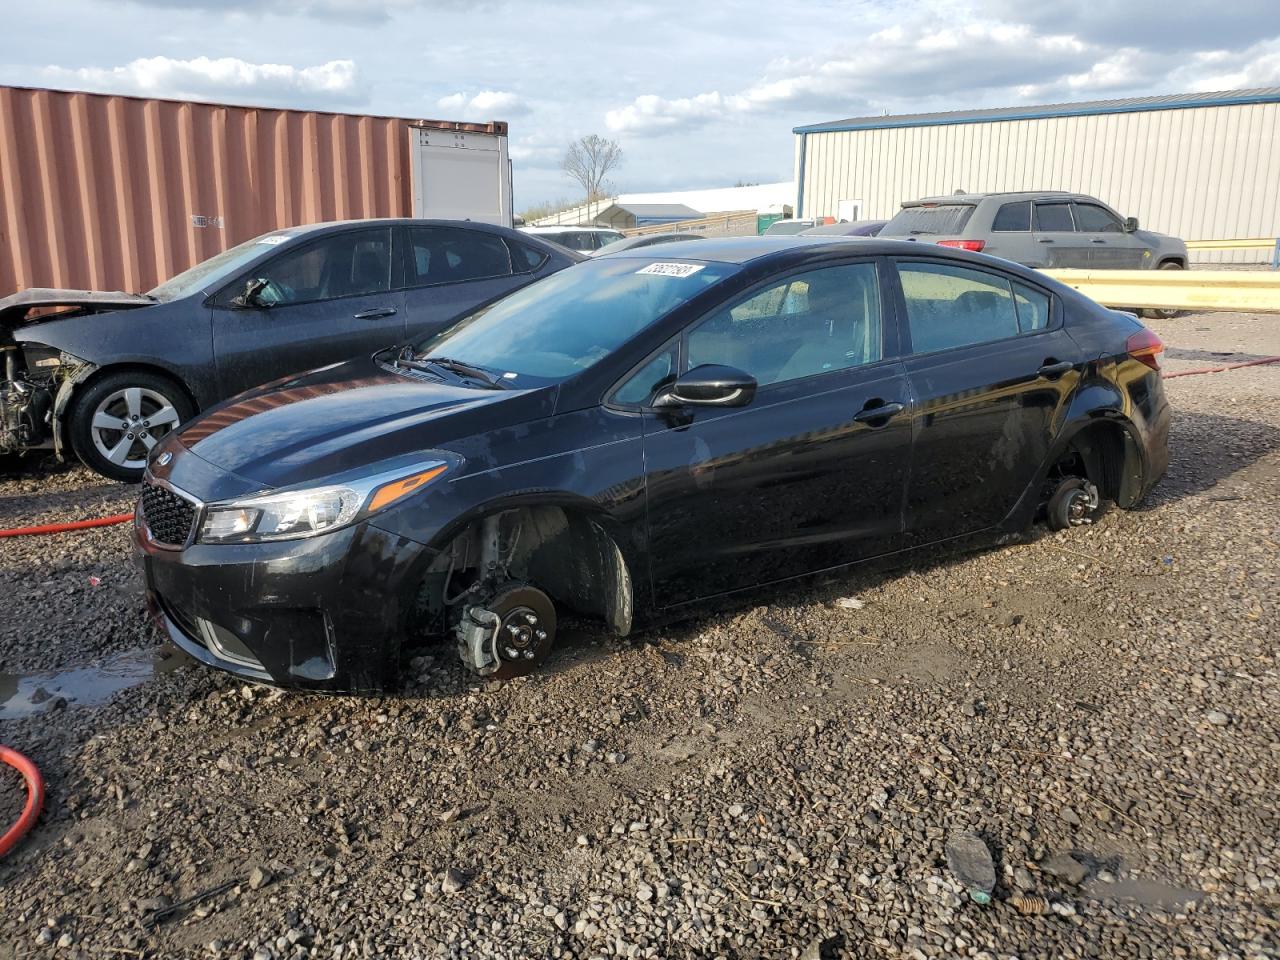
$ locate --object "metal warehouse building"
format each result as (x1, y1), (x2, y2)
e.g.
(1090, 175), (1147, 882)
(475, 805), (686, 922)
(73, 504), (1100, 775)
(793, 88), (1280, 263)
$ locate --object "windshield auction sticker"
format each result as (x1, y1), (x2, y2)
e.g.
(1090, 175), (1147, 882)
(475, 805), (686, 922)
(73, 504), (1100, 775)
(636, 262), (705, 278)
(257, 235), (289, 245)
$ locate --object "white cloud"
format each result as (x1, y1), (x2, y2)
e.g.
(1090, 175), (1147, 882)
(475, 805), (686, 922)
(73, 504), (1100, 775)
(40, 56), (365, 108)
(606, 22), (1091, 134)
(1171, 38), (1280, 91)
(436, 89), (529, 117)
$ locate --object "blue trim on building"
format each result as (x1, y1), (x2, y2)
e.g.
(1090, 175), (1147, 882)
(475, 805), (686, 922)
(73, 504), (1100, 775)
(792, 90), (1280, 135)
(795, 132), (807, 218)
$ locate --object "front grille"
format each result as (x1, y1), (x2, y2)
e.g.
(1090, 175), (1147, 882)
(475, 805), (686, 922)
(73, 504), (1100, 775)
(141, 483), (196, 546)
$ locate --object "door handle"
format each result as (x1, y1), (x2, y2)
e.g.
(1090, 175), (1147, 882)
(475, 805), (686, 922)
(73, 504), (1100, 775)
(1037, 238), (1054, 243)
(853, 400), (905, 424)
(1038, 359), (1074, 379)
(353, 307), (397, 319)
(1090, 238), (1107, 244)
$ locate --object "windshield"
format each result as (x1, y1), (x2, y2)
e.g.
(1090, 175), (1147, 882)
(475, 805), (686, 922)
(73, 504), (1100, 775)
(882, 204), (975, 236)
(412, 257), (736, 384)
(147, 232), (289, 301)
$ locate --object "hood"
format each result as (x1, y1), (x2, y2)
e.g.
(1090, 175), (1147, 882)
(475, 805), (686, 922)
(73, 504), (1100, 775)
(173, 355), (555, 489)
(0, 287), (152, 326)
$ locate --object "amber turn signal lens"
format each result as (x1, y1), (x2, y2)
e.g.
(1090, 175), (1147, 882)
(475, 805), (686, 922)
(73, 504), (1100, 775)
(368, 465), (449, 512)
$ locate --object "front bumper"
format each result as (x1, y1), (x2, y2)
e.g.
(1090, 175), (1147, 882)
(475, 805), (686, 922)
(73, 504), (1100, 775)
(134, 518), (434, 692)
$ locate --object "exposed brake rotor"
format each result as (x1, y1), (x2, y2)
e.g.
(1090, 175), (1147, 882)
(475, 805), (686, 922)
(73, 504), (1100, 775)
(456, 582), (556, 679)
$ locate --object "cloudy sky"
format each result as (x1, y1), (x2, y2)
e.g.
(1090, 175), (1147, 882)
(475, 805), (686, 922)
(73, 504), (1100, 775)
(4, 0), (1279, 211)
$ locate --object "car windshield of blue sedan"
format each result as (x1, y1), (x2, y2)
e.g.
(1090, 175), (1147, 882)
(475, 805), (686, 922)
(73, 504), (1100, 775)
(412, 257), (736, 382)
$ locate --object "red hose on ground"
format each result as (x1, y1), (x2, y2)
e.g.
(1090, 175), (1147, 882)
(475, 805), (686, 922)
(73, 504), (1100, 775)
(0, 745), (44, 858)
(1165, 356), (1280, 379)
(0, 512), (133, 539)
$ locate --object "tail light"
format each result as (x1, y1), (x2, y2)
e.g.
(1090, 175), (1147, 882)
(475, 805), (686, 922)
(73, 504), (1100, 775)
(937, 239), (986, 252)
(1125, 329), (1164, 371)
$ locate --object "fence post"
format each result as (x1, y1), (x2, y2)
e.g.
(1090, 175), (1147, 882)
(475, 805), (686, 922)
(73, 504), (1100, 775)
(1273, 238), (1279, 270)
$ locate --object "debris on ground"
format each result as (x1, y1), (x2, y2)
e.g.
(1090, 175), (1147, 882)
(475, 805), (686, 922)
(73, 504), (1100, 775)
(945, 831), (997, 904)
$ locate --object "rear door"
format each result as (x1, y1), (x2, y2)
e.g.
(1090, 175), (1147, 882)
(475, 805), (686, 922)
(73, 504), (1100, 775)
(211, 227), (405, 397)
(1031, 200), (1090, 268)
(638, 259), (913, 606)
(398, 225), (528, 341)
(1071, 201), (1146, 268)
(890, 258), (1080, 545)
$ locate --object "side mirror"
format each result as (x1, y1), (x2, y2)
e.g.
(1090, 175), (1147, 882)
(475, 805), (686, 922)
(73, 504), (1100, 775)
(1123, 217), (1139, 233)
(654, 364), (757, 408)
(231, 278), (270, 308)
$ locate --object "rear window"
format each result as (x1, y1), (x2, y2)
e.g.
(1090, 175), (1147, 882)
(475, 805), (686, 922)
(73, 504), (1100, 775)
(883, 204), (975, 236)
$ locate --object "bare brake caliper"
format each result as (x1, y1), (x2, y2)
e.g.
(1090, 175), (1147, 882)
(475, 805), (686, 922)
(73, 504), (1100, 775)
(453, 515), (556, 679)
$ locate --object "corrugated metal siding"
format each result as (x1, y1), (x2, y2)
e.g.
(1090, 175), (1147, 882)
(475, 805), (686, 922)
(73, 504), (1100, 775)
(798, 101), (1280, 264)
(0, 86), (504, 295)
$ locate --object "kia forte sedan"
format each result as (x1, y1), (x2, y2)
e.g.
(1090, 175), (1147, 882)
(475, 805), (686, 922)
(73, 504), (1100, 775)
(134, 238), (1169, 692)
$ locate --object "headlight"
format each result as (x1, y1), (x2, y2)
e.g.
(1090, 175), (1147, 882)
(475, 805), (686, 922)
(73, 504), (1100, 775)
(197, 461), (450, 544)
(20, 344), (70, 370)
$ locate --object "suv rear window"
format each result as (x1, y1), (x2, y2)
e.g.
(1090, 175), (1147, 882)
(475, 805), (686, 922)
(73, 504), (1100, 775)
(883, 204), (975, 236)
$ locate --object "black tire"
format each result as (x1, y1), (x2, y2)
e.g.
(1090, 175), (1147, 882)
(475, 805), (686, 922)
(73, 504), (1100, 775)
(1143, 261), (1183, 320)
(68, 370), (195, 482)
(1047, 477), (1109, 531)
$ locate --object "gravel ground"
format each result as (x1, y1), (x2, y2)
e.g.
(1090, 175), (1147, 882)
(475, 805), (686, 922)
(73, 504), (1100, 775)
(0, 311), (1276, 960)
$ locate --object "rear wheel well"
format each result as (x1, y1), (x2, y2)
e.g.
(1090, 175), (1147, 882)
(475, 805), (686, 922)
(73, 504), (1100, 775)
(415, 504), (634, 640)
(1049, 421), (1144, 508)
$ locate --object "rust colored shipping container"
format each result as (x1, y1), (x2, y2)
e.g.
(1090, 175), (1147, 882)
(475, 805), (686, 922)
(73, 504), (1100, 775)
(0, 85), (508, 296)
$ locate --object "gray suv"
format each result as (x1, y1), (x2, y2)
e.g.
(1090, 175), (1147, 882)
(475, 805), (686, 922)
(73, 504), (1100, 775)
(880, 191), (1187, 272)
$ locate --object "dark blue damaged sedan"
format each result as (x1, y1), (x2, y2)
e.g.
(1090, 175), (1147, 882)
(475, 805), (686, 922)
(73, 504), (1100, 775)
(134, 237), (1169, 692)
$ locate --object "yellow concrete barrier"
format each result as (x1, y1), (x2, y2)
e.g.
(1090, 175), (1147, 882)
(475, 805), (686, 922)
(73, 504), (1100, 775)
(1184, 238), (1278, 251)
(1041, 269), (1280, 313)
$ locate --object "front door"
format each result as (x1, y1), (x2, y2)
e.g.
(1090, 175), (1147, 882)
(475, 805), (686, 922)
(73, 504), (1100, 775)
(892, 258), (1080, 545)
(1071, 201), (1147, 268)
(212, 227), (406, 397)
(641, 260), (913, 607)
(1032, 200), (1091, 268)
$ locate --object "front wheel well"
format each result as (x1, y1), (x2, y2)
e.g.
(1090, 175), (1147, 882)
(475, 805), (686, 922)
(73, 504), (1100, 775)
(1049, 421), (1145, 508)
(1157, 257), (1186, 268)
(416, 504), (634, 639)
(65, 363), (199, 420)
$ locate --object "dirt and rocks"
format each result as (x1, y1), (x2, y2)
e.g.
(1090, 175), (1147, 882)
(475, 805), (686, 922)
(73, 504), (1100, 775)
(0, 312), (1277, 959)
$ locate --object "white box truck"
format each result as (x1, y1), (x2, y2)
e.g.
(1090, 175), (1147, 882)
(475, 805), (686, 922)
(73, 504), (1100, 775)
(409, 124), (513, 227)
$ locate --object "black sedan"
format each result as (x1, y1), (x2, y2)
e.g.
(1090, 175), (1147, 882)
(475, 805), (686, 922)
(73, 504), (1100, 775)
(0, 219), (578, 481)
(134, 237), (1169, 692)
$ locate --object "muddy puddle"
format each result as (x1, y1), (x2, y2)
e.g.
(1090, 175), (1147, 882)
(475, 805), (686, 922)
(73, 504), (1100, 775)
(0, 645), (188, 720)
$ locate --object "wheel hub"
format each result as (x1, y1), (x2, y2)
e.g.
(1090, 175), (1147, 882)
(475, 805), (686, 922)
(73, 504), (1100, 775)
(498, 607), (545, 662)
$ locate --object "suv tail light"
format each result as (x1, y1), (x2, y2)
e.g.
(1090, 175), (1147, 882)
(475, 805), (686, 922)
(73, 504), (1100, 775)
(1125, 329), (1165, 371)
(937, 239), (986, 252)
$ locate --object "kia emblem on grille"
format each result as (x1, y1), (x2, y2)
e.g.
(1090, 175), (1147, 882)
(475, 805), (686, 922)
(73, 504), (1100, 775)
(157, 452), (172, 466)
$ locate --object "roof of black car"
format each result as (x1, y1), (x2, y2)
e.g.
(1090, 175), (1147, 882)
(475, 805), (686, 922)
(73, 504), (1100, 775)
(597, 235), (930, 265)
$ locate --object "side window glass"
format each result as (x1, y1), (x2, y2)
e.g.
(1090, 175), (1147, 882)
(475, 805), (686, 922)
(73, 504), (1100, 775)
(407, 227), (512, 287)
(991, 200), (1031, 232)
(251, 229), (391, 305)
(612, 348), (677, 406)
(685, 263), (882, 387)
(1012, 281), (1051, 332)
(898, 262), (1021, 353)
(508, 241), (549, 272)
(1034, 202), (1075, 232)
(1072, 203), (1123, 233)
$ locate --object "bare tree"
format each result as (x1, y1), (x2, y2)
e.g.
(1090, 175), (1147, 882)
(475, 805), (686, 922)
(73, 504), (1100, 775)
(561, 134), (623, 215)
